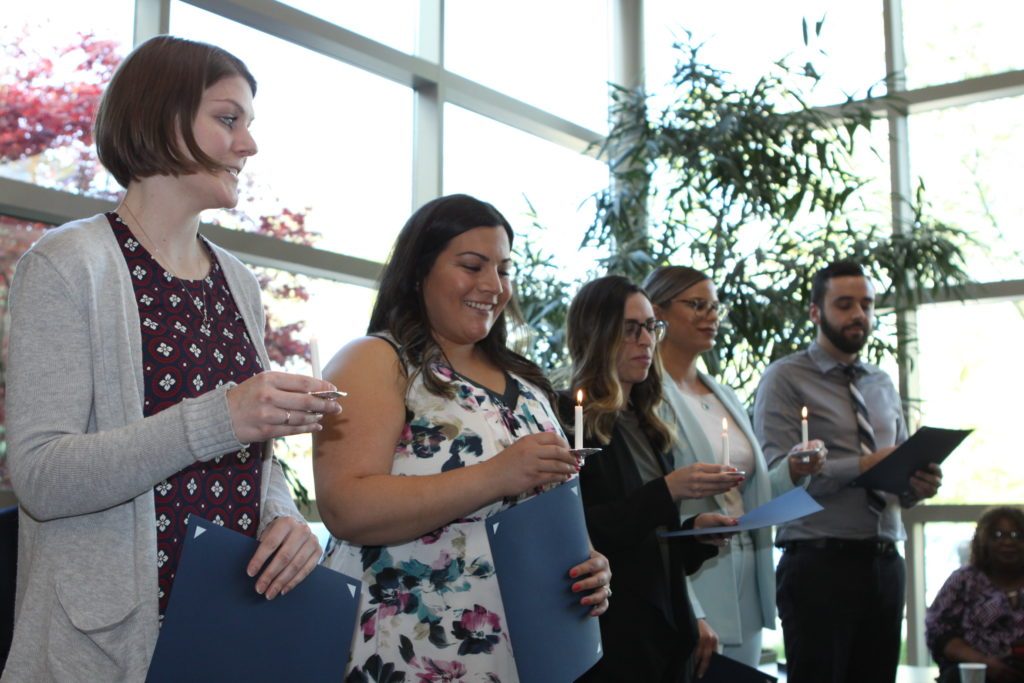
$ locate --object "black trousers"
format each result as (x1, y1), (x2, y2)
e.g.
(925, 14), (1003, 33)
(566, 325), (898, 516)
(776, 543), (906, 683)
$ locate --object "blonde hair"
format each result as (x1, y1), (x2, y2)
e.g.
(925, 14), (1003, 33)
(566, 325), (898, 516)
(642, 265), (710, 309)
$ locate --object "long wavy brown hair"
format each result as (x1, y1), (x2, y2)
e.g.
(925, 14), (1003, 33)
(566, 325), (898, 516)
(566, 275), (673, 452)
(971, 506), (1024, 574)
(367, 194), (554, 402)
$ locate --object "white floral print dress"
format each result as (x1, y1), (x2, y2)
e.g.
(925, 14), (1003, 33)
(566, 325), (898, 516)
(324, 355), (565, 683)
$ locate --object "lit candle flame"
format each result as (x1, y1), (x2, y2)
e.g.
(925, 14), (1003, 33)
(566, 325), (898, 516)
(801, 406), (808, 419)
(721, 417), (728, 431)
(576, 389), (584, 405)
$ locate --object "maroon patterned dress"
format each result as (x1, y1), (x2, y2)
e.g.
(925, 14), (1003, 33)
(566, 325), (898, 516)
(109, 212), (265, 616)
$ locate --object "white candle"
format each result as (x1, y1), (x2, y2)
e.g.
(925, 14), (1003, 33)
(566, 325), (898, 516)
(801, 406), (809, 445)
(721, 417), (730, 467)
(310, 336), (322, 380)
(574, 389), (584, 450)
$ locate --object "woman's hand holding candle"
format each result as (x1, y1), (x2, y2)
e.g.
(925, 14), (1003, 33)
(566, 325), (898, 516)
(487, 432), (578, 497)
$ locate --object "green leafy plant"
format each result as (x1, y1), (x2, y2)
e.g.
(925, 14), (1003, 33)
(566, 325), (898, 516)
(512, 199), (578, 379)
(565, 33), (973, 397)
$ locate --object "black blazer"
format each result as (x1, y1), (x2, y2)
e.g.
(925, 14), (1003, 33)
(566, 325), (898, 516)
(557, 393), (717, 683)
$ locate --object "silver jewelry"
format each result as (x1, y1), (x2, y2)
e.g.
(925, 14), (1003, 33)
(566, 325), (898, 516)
(119, 204), (210, 326)
(677, 379), (712, 411)
(284, 411), (292, 425)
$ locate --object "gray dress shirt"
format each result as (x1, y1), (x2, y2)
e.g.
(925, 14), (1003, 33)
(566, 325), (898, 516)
(752, 341), (910, 542)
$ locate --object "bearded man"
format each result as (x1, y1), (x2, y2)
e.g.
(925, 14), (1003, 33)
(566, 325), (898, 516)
(752, 260), (943, 683)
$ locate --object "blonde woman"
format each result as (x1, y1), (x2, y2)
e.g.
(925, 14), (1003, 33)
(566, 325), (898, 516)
(642, 265), (823, 668)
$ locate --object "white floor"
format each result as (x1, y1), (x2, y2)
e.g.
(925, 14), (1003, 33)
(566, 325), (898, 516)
(758, 663), (939, 682)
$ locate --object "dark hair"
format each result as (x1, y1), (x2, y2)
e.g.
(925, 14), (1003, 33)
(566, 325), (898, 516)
(642, 265), (711, 309)
(95, 35), (257, 188)
(566, 275), (673, 452)
(368, 194), (553, 401)
(810, 260), (866, 308)
(971, 506), (1024, 574)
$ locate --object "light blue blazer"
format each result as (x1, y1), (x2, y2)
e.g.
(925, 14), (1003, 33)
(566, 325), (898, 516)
(661, 373), (803, 644)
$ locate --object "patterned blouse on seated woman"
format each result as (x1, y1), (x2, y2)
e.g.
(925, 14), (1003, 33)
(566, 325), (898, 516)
(926, 506), (1024, 683)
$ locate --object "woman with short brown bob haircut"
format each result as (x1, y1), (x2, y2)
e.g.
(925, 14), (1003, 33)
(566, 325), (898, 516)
(3, 35), (339, 681)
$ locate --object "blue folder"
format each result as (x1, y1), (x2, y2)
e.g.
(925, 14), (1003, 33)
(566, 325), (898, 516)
(659, 486), (824, 537)
(147, 516), (361, 683)
(486, 480), (603, 683)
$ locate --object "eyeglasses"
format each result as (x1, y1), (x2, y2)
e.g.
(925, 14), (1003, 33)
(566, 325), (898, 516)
(673, 298), (728, 318)
(624, 319), (667, 343)
(990, 529), (1023, 541)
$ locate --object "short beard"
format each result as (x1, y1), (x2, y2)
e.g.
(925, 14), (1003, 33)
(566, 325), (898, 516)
(820, 311), (870, 354)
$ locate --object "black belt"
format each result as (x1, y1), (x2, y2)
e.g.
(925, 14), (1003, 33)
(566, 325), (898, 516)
(779, 538), (898, 556)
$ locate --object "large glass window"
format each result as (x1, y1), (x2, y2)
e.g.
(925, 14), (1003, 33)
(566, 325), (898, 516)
(445, 0), (610, 133)
(0, 2), (133, 198)
(443, 105), (608, 285)
(909, 97), (1024, 282)
(258, 267), (377, 496)
(915, 298), (1024, 503)
(644, 0), (887, 108)
(923, 521), (974, 604)
(903, 0), (1024, 89)
(171, 2), (415, 262)
(278, 1), (420, 56)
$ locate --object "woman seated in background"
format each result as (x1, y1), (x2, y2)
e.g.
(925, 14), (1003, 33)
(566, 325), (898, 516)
(559, 275), (738, 683)
(642, 265), (825, 670)
(927, 506), (1024, 683)
(3, 36), (336, 681)
(314, 194), (610, 682)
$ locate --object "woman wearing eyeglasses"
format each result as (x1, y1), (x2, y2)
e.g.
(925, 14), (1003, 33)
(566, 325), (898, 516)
(559, 275), (739, 683)
(926, 506), (1024, 683)
(641, 266), (825, 670)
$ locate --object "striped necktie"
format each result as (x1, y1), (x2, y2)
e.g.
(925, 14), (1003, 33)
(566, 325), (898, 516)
(843, 364), (877, 454)
(843, 364), (886, 512)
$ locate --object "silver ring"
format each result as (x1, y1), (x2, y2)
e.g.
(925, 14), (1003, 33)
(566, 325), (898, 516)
(284, 411), (292, 425)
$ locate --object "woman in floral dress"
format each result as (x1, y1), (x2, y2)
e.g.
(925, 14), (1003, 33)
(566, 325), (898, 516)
(316, 194), (611, 682)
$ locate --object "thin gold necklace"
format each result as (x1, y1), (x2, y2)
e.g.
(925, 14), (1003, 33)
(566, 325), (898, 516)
(118, 204), (210, 327)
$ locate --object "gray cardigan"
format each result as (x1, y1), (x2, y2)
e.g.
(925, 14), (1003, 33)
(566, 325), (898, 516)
(2, 214), (303, 682)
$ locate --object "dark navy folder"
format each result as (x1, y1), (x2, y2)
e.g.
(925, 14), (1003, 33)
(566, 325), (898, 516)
(486, 480), (603, 683)
(703, 652), (779, 682)
(147, 516), (360, 683)
(851, 426), (972, 495)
